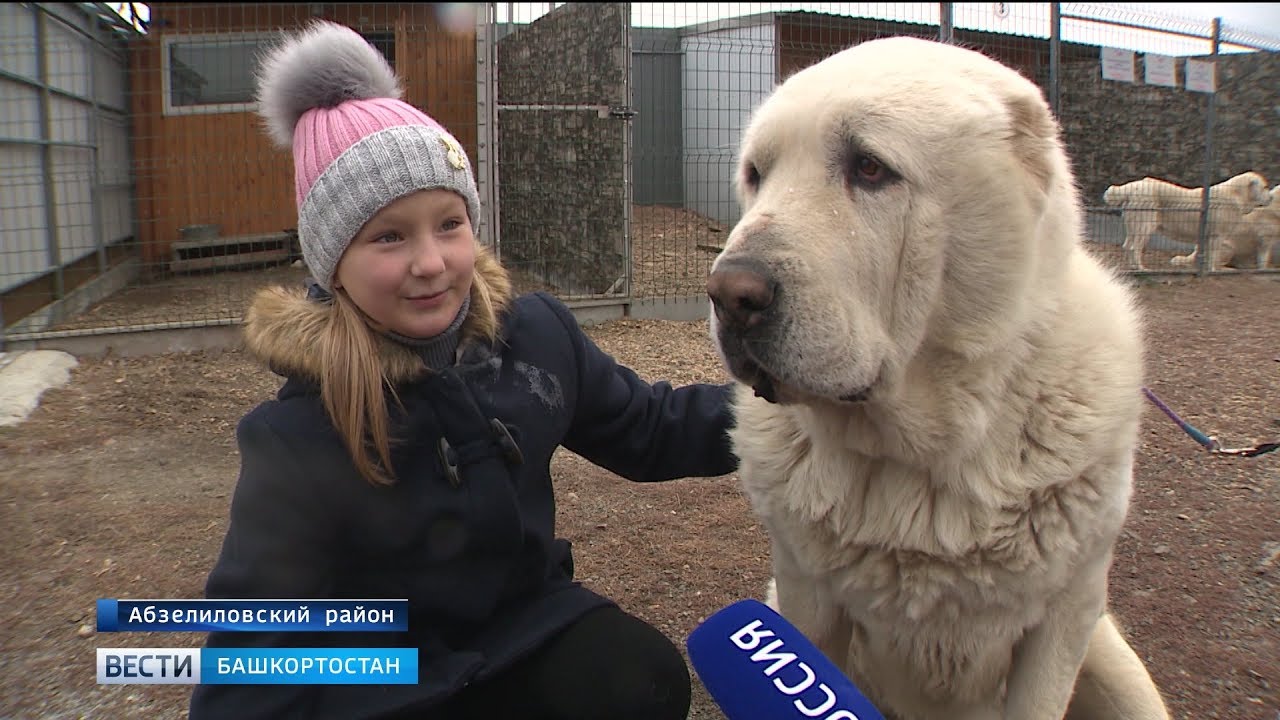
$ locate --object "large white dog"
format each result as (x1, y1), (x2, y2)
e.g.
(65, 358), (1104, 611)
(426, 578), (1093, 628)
(1103, 171), (1270, 270)
(1170, 184), (1279, 270)
(707, 37), (1170, 719)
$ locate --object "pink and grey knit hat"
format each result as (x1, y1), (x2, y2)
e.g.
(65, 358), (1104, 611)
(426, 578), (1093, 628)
(256, 20), (481, 292)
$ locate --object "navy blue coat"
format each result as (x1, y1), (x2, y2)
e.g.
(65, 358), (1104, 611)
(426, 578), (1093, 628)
(189, 291), (737, 719)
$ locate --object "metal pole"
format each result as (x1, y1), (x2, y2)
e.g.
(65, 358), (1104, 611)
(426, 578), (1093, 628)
(475, 4), (491, 252)
(492, 3), (504, 262)
(938, 4), (953, 44)
(36, 7), (65, 300)
(621, 2), (633, 299)
(89, 36), (107, 274)
(1049, 3), (1061, 117)
(1195, 18), (1220, 278)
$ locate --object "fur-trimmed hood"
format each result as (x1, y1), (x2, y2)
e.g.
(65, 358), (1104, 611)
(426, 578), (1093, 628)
(242, 246), (512, 383)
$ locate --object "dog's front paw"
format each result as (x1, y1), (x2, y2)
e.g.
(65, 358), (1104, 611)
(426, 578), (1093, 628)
(764, 577), (779, 610)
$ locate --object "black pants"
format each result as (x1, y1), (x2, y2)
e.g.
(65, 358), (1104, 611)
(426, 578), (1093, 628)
(426, 606), (691, 720)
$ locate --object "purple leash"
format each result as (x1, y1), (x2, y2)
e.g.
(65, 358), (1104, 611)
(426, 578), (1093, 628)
(1142, 386), (1279, 458)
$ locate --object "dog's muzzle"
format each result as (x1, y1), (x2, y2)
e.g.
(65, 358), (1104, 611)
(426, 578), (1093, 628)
(708, 257), (874, 406)
(708, 257), (784, 401)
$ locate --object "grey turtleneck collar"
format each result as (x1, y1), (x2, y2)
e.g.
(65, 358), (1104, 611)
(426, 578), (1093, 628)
(383, 294), (471, 370)
(304, 279), (470, 371)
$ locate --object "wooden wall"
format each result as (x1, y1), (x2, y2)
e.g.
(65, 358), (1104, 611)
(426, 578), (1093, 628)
(129, 3), (478, 265)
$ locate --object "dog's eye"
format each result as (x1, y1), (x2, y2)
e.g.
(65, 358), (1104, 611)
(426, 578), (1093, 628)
(743, 163), (761, 191)
(852, 155), (888, 184)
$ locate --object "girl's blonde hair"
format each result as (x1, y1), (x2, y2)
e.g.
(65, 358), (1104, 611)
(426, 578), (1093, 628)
(319, 245), (509, 485)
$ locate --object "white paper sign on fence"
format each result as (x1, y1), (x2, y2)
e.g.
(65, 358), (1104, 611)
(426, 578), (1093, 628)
(1144, 54), (1177, 87)
(1100, 47), (1136, 83)
(1185, 59), (1216, 93)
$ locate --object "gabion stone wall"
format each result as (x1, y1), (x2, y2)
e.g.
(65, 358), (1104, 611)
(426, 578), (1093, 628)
(497, 3), (630, 297)
(1052, 52), (1279, 205)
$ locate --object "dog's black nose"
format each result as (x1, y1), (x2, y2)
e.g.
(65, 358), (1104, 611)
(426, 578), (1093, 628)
(707, 259), (776, 331)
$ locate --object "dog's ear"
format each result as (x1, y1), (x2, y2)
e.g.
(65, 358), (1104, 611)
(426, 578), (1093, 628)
(1003, 91), (1058, 194)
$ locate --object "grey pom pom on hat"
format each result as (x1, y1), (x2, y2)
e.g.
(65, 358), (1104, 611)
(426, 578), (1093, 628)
(255, 19), (403, 149)
(255, 20), (482, 292)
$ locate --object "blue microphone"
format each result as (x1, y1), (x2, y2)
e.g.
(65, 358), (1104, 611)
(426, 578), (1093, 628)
(686, 599), (884, 720)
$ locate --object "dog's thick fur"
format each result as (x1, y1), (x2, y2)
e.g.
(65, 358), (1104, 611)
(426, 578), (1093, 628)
(1102, 171), (1270, 270)
(708, 37), (1170, 719)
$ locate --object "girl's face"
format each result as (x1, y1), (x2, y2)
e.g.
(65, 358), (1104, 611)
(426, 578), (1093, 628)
(334, 189), (476, 339)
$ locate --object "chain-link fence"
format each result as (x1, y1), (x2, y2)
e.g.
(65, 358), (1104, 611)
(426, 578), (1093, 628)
(2, 2), (1278, 345)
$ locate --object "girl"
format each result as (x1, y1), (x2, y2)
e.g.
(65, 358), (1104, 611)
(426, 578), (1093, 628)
(188, 20), (737, 720)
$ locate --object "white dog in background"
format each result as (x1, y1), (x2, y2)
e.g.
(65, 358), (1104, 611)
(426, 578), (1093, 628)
(708, 37), (1169, 719)
(1233, 185), (1280, 269)
(1171, 184), (1279, 270)
(1102, 171), (1270, 270)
